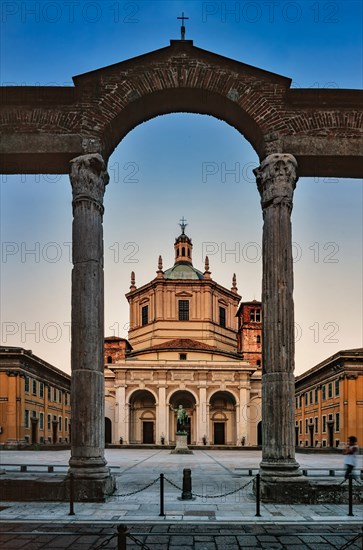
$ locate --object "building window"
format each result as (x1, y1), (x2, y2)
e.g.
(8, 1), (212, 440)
(250, 309), (261, 322)
(219, 306), (226, 328)
(58, 390), (62, 404)
(314, 417), (318, 433)
(256, 335), (261, 344)
(305, 419), (308, 434)
(299, 420), (302, 434)
(53, 387), (57, 401)
(257, 360), (261, 368)
(179, 353), (187, 360)
(304, 393), (308, 406)
(25, 410), (29, 429)
(322, 415), (326, 433)
(48, 386), (51, 400)
(322, 385), (326, 400)
(299, 395), (303, 408)
(65, 393), (69, 406)
(335, 379), (340, 397)
(335, 413), (340, 432)
(328, 382), (333, 398)
(32, 379), (37, 396)
(295, 397), (298, 409)
(141, 305), (149, 326)
(24, 376), (30, 393)
(39, 382), (44, 398)
(47, 414), (51, 431)
(32, 410), (37, 418)
(314, 388), (318, 403)
(58, 417), (62, 431)
(65, 418), (68, 432)
(178, 300), (189, 320)
(39, 412), (44, 430)
(309, 391), (313, 404)
(107, 356), (112, 364)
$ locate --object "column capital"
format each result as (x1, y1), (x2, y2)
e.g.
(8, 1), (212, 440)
(70, 153), (109, 206)
(254, 153), (298, 210)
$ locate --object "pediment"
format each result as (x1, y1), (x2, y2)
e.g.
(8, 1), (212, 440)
(72, 40), (291, 87)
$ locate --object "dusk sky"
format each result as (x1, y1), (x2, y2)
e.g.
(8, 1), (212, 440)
(1, 0), (362, 375)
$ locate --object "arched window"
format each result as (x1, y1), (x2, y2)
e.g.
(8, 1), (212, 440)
(256, 335), (261, 343)
(182, 247), (185, 256)
(107, 356), (112, 364)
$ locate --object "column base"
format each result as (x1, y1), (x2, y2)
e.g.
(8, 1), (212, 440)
(67, 474), (116, 502)
(260, 459), (302, 478)
(68, 456), (112, 480)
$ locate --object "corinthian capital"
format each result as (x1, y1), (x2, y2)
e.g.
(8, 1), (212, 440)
(253, 153), (298, 209)
(70, 153), (109, 204)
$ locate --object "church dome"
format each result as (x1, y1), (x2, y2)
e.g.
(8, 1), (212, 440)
(164, 262), (204, 280)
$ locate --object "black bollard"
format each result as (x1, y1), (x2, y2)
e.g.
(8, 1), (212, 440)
(181, 468), (193, 500)
(159, 473), (165, 516)
(255, 473), (261, 517)
(348, 474), (354, 516)
(117, 524), (128, 550)
(69, 473), (75, 516)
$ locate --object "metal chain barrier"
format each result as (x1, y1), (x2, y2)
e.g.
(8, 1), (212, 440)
(127, 533), (152, 549)
(93, 533), (117, 550)
(116, 476), (159, 497)
(164, 476), (183, 492)
(339, 527), (363, 550)
(164, 475), (253, 499)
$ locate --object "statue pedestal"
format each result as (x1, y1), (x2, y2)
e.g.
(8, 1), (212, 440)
(171, 434), (193, 454)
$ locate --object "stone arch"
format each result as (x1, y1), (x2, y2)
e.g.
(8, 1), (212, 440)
(128, 389), (156, 444)
(209, 391), (237, 445)
(169, 390), (197, 445)
(100, 87), (266, 162)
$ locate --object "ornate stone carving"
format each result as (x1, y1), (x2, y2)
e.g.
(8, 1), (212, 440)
(70, 153), (109, 206)
(254, 153), (298, 211)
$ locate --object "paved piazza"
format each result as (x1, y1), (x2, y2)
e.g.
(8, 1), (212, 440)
(0, 449), (362, 548)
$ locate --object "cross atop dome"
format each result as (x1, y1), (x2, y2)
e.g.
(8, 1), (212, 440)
(179, 216), (188, 234)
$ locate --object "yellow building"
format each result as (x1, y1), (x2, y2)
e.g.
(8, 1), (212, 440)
(104, 223), (262, 446)
(0, 346), (71, 447)
(295, 348), (363, 448)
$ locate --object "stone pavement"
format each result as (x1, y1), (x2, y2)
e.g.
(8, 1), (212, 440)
(0, 449), (362, 548)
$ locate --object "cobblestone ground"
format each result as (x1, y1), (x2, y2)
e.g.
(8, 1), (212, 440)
(0, 522), (362, 549)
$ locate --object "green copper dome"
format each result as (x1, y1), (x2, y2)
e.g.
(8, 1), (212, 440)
(164, 262), (204, 280)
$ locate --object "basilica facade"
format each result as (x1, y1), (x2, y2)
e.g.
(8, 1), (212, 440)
(104, 224), (262, 446)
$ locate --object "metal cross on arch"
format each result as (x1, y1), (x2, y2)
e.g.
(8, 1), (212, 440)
(177, 12), (189, 40)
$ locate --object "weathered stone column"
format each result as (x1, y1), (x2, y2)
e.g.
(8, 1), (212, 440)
(68, 153), (115, 499)
(254, 153), (301, 480)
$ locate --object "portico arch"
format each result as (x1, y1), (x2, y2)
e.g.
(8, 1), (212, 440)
(209, 391), (237, 445)
(128, 390), (156, 444)
(169, 390), (197, 445)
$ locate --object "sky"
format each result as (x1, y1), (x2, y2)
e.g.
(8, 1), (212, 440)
(1, 0), (362, 376)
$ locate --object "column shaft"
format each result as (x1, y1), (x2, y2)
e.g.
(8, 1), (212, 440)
(68, 153), (110, 479)
(254, 153), (300, 477)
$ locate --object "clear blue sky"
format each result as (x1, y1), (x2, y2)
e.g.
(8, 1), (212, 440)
(1, 1), (362, 375)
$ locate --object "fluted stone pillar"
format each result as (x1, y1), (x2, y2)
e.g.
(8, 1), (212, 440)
(68, 153), (114, 499)
(254, 153), (301, 480)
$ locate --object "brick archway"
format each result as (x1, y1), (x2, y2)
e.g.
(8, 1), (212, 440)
(1, 39), (361, 501)
(1, 40), (362, 177)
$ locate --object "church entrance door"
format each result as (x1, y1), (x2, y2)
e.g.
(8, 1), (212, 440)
(214, 422), (225, 445)
(143, 421), (154, 444)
